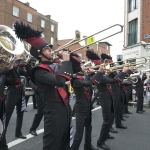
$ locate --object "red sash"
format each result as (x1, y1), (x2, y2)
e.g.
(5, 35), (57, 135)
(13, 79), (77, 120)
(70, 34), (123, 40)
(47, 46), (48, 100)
(106, 84), (112, 94)
(39, 64), (68, 105)
(76, 75), (90, 101)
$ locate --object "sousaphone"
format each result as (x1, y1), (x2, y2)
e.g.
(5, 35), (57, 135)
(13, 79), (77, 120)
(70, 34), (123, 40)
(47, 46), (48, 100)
(0, 25), (24, 69)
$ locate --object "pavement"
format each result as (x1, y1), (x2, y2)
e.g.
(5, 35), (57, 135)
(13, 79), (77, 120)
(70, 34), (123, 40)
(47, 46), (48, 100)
(4, 97), (150, 150)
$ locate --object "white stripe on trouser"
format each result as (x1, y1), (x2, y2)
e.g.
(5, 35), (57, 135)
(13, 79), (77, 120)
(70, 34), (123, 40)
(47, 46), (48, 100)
(21, 96), (26, 111)
(70, 119), (74, 147)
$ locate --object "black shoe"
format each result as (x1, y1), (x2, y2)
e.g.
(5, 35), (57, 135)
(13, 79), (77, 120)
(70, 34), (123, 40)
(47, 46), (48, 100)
(142, 110), (145, 112)
(136, 111), (143, 114)
(30, 130), (37, 136)
(97, 142), (110, 150)
(123, 114), (129, 118)
(84, 144), (99, 150)
(107, 134), (115, 139)
(15, 133), (27, 139)
(116, 124), (127, 129)
(109, 127), (118, 133)
(121, 117), (126, 121)
(126, 111), (132, 114)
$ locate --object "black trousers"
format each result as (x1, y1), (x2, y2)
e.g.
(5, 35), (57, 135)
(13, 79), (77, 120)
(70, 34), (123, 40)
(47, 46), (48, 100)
(97, 93), (112, 144)
(136, 93), (144, 111)
(26, 95), (37, 109)
(71, 102), (91, 150)
(0, 93), (24, 149)
(91, 91), (99, 106)
(30, 93), (43, 131)
(113, 93), (122, 125)
(43, 102), (70, 150)
(125, 91), (132, 113)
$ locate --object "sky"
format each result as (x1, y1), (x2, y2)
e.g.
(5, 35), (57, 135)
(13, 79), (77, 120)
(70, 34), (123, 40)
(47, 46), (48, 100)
(19, 0), (124, 61)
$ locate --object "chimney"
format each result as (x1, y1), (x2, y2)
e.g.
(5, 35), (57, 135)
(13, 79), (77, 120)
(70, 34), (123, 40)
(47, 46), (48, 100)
(25, 2), (30, 6)
(45, 15), (51, 19)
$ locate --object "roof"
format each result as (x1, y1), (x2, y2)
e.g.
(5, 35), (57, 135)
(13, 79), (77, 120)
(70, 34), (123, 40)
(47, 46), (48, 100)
(98, 42), (112, 46)
(57, 39), (73, 47)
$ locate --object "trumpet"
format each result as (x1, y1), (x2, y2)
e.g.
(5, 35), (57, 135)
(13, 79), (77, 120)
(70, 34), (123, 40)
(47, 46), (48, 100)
(53, 24), (123, 59)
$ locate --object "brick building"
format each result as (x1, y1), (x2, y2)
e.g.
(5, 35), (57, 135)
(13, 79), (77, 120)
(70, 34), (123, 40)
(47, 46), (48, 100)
(57, 39), (111, 61)
(123, 0), (150, 68)
(0, 0), (58, 49)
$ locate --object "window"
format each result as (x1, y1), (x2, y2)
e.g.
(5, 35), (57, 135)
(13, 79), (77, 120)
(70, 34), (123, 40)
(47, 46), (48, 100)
(128, 19), (138, 46)
(13, 6), (19, 17)
(41, 20), (45, 28)
(51, 37), (54, 45)
(128, 0), (138, 12)
(51, 24), (54, 32)
(41, 33), (45, 38)
(27, 13), (32, 22)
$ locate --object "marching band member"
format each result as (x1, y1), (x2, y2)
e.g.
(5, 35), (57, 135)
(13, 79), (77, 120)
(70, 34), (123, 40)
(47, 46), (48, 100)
(0, 64), (25, 150)
(122, 77), (133, 115)
(14, 21), (73, 150)
(29, 58), (62, 136)
(134, 72), (147, 113)
(144, 76), (150, 106)
(70, 53), (99, 150)
(29, 79), (43, 136)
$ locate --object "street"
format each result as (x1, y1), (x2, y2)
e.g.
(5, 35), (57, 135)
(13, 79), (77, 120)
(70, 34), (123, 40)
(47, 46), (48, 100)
(6, 97), (150, 150)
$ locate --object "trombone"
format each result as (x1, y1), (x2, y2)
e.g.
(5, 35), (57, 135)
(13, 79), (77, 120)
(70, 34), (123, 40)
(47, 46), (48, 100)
(53, 24), (123, 56)
(91, 57), (148, 72)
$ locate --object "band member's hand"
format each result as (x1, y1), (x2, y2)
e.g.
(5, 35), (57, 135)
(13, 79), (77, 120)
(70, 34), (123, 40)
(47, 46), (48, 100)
(99, 66), (105, 73)
(8, 65), (13, 70)
(129, 66), (134, 72)
(143, 71), (146, 74)
(122, 67), (129, 72)
(88, 68), (94, 73)
(62, 51), (70, 61)
(65, 81), (71, 85)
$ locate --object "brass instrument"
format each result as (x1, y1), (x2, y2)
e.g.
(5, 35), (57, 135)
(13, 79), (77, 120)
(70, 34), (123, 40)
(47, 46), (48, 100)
(53, 24), (123, 58)
(124, 77), (138, 84)
(123, 71), (141, 84)
(68, 79), (74, 94)
(91, 57), (148, 72)
(0, 25), (24, 69)
(22, 41), (32, 63)
(106, 57), (147, 72)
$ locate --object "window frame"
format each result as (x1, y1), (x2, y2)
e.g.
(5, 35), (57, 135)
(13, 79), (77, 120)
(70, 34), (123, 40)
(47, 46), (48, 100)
(41, 20), (45, 28)
(41, 33), (45, 38)
(13, 6), (19, 17)
(51, 24), (54, 32)
(27, 13), (32, 23)
(128, 0), (138, 13)
(51, 37), (54, 45)
(128, 19), (138, 46)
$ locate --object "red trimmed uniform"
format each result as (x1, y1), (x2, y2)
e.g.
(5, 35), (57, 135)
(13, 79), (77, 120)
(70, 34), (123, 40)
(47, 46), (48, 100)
(30, 61), (73, 150)
(0, 68), (21, 150)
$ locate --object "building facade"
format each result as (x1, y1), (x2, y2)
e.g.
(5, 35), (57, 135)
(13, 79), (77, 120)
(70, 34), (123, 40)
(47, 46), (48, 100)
(0, 0), (58, 49)
(123, 0), (150, 68)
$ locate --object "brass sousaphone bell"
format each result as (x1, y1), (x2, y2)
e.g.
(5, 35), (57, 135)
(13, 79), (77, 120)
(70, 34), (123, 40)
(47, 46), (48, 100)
(0, 25), (24, 69)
